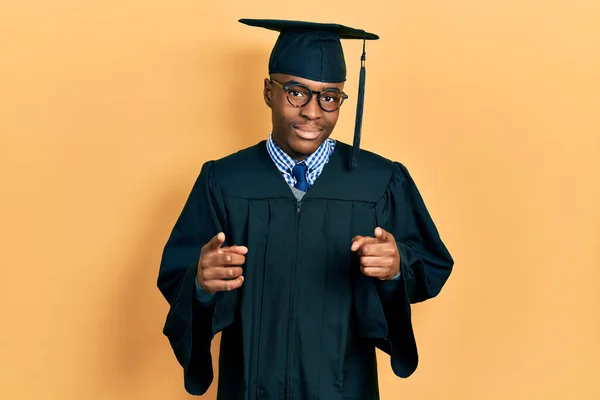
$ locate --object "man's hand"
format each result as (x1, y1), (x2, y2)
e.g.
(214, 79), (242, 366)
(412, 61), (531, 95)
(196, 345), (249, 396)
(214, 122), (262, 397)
(351, 227), (400, 280)
(198, 232), (247, 293)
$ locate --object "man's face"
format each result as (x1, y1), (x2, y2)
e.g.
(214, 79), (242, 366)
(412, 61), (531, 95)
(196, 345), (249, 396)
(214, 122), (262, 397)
(264, 73), (344, 160)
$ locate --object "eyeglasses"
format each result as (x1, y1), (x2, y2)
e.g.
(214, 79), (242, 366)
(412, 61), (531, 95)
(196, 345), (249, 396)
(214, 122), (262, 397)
(270, 79), (348, 112)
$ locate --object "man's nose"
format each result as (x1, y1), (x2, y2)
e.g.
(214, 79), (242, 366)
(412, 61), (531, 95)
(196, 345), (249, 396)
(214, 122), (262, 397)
(299, 94), (323, 120)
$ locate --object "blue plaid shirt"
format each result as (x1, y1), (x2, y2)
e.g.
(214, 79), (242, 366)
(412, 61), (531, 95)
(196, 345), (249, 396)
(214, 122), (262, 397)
(266, 133), (336, 189)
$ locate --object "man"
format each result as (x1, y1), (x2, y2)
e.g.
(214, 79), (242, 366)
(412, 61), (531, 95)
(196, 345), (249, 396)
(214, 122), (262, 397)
(157, 18), (453, 399)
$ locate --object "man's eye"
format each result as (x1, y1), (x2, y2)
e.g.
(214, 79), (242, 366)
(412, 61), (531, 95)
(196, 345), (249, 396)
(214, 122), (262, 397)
(321, 96), (335, 103)
(288, 90), (305, 98)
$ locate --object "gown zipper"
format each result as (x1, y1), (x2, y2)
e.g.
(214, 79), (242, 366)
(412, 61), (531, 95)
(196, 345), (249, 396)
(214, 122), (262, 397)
(285, 199), (302, 399)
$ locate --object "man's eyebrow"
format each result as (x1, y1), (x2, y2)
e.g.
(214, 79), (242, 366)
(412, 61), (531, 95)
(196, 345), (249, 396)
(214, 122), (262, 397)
(285, 80), (342, 91)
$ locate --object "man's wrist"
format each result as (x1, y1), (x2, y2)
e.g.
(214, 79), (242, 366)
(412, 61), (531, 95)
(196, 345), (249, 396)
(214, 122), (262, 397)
(195, 276), (216, 304)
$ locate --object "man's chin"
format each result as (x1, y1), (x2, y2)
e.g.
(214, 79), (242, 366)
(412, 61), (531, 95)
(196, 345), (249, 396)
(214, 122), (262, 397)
(289, 140), (323, 159)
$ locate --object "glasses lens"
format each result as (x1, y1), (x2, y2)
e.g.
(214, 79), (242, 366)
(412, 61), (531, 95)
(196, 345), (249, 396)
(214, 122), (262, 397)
(286, 85), (311, 107)
(319, 90), (344, 111)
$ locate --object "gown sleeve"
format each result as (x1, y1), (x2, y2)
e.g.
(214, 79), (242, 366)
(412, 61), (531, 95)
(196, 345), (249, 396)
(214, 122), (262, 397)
(156, 160), (228, 395)
(360, 161), (454, 378)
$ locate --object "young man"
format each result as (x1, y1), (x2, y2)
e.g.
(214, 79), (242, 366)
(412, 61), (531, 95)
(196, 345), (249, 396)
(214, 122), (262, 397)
(158, 19), (453, 399)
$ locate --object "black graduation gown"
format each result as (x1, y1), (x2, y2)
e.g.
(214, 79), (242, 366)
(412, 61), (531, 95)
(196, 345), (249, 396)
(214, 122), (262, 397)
(157, 141), (453, 399)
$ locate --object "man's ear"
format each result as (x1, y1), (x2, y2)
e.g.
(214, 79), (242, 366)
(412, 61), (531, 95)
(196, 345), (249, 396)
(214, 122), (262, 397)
(263, 78), (272, 108)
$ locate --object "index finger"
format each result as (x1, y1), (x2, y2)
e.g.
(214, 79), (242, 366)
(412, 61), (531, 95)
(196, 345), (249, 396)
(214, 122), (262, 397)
(221, 245), (249, 255)
(351, 236), (377, 252)
(359, 242), (397, 257)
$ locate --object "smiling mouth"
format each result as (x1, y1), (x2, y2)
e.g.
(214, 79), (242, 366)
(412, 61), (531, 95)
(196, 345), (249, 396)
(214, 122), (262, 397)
(294, 125), (321, 132)
(293, 125), (323, 139)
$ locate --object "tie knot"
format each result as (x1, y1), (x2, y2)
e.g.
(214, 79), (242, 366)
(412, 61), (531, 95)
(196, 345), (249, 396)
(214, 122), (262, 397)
(292, 163), (308, 182)
(292, 163), (309, 192)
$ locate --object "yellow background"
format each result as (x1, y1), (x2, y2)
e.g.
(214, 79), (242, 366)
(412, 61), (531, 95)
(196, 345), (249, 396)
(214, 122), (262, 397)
(1, 1), (599, 399)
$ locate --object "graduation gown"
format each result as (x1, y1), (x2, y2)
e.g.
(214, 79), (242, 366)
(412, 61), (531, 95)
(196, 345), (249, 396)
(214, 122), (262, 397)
(157, 141), (453, 399)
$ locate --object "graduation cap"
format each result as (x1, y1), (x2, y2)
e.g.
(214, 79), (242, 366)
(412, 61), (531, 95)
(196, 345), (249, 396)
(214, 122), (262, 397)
(239, 19), (379, 169)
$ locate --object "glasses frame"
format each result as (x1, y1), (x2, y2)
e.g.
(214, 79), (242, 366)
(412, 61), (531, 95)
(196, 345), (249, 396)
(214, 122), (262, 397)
(269, 79), (348, 112)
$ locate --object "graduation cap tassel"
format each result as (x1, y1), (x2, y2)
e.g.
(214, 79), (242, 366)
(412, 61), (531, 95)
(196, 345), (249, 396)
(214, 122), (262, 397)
(350, 33), (367, 170)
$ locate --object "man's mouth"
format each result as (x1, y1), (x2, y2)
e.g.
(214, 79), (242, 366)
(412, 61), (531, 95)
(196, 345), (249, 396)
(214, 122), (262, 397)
(293, 125), (323, 139)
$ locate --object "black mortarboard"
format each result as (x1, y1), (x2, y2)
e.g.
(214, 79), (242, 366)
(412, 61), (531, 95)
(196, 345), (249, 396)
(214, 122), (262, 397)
(239, 19), (379, 169)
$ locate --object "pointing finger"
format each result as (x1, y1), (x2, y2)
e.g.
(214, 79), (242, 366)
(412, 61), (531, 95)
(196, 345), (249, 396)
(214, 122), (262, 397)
(351, 236), (365, 252)
(351, 235), (364, 242)
(351, 236), (377, 252)
(221, 245), (249, 255)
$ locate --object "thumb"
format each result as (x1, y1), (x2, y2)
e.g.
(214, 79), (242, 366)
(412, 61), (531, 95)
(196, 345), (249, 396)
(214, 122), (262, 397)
(207, 232), (225, 251)
(374, 227), (393, 243)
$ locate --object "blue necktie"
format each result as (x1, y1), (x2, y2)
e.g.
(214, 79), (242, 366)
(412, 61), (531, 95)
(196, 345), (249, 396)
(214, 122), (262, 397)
(292, 163), (309, 192)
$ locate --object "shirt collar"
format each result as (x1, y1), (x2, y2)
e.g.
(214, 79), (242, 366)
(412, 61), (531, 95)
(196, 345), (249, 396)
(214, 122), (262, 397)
(266, 132), (336, 187)
(267, 133), (334, 171)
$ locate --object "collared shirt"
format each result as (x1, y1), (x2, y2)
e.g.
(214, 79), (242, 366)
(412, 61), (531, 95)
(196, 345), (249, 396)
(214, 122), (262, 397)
(266, 132), (336, 188)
